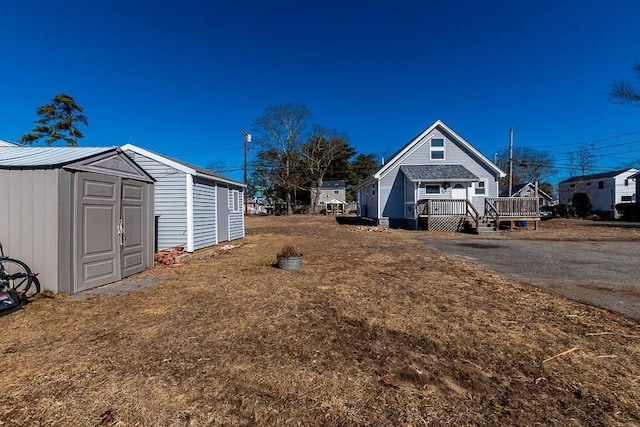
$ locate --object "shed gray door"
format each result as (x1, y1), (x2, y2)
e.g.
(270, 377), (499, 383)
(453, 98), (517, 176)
(121, 179), (146, 278)
(76, 172), (120, 292)
(216, 185), (229, 242)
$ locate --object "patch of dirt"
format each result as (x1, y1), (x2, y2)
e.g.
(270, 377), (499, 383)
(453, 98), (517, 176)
(1, 215), (639, 426)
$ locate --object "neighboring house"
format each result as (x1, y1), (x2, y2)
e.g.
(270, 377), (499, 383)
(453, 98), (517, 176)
(121, 144), (245, 252)
(558, 168), (639, 219)
(355, 120), (506, 229)
(0, 146), (155, 293)
(247, 198), (267, 215)
(311, 180), (347, 214)
(500, 182), (555, 207)
(0, 139), (17, 146)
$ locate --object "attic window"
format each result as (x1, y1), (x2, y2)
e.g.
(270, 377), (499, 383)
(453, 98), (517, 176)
(430, 138), (445, 160)
(475, 181), (486, 195)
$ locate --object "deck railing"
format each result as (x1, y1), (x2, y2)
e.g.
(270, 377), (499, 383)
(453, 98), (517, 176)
(485, 197), (539, 217)
(417, 199), (479, 229)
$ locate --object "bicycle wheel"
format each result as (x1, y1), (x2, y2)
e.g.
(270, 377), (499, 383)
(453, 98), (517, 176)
(0, 258), (33, 297)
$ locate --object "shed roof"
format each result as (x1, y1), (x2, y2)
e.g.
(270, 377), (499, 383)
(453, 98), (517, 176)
(0, 139), (16, 146)
(0, 146), (117, 167)
(400, 165), (479, 182)
(121, 144), (244, 187)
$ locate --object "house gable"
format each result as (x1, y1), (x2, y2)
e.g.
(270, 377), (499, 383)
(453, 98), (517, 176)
(375, 120), (505, 180)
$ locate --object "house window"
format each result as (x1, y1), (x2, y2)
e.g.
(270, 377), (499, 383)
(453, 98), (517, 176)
(570, 184), (576, 188)
(430, 138), (445, 160)
(475, 181), (486, 195)
(625, 179), (629, 186)
(621, 195), (633, 202)
(587, 182), (591, 186)
(424, 184), (440, 194)
(372, 184), (376, 196)
(598, 181), (604, 189)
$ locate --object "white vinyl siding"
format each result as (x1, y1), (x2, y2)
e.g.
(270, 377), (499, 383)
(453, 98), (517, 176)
(228, 186), (245, 240)
(124, 151), (188, 250)
(192, 178), (218, 250)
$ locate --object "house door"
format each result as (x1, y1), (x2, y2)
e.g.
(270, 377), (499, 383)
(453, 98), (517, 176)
(451, 184), (467, 200)
(120, 179), (146, 278)
(76, 172), (120, 292)
(216, 185), (229, 242)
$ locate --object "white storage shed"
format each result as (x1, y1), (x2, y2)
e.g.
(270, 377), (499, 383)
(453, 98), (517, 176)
(121, 144), (245, 252)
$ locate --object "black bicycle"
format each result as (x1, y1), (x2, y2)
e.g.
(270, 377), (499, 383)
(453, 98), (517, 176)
(0, 242), (40, 313)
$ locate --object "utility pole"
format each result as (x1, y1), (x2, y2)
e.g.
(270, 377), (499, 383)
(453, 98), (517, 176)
(241, 131), (251, 215)
(508, 128), (514, 196)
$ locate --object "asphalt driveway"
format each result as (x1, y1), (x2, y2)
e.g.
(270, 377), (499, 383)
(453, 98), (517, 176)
(424, 238), (640, 321)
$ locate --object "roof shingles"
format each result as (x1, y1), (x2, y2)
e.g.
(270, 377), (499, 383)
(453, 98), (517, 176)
(400, 165), (479, 182)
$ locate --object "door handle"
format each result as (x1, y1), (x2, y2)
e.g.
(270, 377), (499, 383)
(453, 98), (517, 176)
(117, 219), (124, 246)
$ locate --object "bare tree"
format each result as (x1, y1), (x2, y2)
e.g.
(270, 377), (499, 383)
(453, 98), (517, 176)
(302, 126), (349, 213)
(496, 147), (556, 188)
(568, 144), (596, 177)
(252, 104), (311, 214)
(611, 61), (640, 104)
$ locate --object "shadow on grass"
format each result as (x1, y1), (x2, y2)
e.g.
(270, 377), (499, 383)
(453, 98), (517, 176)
(335, 216), (375, 226)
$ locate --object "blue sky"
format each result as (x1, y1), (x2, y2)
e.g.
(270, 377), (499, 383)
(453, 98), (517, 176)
(2, 0), (640, 184)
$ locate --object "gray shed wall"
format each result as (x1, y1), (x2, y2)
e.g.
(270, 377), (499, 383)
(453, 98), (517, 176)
(0, 169), (63, 293)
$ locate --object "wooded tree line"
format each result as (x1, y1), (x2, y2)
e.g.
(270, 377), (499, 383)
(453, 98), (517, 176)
(249, 103), (378, 214)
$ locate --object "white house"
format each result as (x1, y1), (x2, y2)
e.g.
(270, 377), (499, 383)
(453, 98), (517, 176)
(355, 120), (505, 229)
(0, 139), (17, 146)
(122, 144), (245, 252)
(558, 168), (639, 219)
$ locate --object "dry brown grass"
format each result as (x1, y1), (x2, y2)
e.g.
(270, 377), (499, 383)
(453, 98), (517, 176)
(1, 215), (639, 426)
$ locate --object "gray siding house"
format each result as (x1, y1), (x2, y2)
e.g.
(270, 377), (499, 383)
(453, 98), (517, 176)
(500, 182), (555, 207)
(355, 120), (505, 229)
(121, 144), (245, 252)
(0, 146), (155, 293)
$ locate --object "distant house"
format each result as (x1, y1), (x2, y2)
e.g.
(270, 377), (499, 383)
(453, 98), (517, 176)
(500, 182), (555, 207)
(355, 120), (506, 230)
(121, 144), (245, 252)
(558, 168), (639, 219)
(311, 180), (347, 214)
(246, 198), (267, 215)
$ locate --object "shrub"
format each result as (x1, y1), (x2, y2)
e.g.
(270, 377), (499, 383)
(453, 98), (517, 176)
(615, 203), (640, 221)
(278, 244), (302, 258)
(572, 193), (592, 218)
(556, 204), (575, 218)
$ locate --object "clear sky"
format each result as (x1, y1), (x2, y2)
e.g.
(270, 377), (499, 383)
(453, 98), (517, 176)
(2, 0), (640, 184)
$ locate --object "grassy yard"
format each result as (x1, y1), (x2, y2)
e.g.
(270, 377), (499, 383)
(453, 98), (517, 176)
(1, 215), (639, 426)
